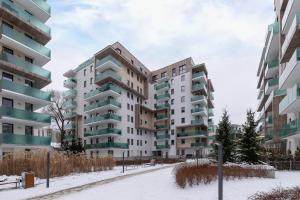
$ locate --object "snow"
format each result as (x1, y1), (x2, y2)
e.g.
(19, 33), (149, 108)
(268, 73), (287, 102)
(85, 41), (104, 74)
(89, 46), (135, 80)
(0, 164), (173, 200)
(58, 168), (300, 200)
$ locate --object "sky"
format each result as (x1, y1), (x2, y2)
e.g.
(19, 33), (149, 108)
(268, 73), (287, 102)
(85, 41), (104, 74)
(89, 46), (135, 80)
(44, 0), (275, 124)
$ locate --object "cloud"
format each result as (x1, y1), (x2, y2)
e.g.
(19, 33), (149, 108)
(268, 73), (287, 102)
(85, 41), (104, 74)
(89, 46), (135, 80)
(46, 0), (274, 124)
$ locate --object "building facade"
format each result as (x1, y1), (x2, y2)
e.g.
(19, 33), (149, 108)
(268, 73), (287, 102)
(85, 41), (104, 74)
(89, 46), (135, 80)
(63, 42), (214, 158)
(0, 0), (52, 158)
(257, 0), (300, 154)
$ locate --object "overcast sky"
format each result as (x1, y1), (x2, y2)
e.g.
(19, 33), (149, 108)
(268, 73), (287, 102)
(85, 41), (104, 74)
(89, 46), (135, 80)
(44, 0), (274, 124)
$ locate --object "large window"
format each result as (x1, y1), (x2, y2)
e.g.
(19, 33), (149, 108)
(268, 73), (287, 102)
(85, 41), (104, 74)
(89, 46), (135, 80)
(25, 103), (33, 112)
(2, 98), (13, 108)
(25, 126), (33, 136)
(3, 123), (13, 134)
(179, 64), (186, 74)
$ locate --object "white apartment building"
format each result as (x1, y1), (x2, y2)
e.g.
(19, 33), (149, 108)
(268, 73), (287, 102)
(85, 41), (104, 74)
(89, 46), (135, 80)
(257, 0), (300, 154)
(63, 42), (214, 158)
(0, 0), (52, 158)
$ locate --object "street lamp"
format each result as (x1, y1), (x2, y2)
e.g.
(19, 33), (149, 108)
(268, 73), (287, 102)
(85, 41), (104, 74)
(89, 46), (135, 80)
(215, 142), (223, 200)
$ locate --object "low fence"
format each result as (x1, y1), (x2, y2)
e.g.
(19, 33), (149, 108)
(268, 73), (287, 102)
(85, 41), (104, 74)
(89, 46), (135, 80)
(267, 161), (300, 170)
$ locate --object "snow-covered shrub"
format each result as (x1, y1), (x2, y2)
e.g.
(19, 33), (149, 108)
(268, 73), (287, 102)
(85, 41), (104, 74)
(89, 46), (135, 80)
(249, 187), (300, 200)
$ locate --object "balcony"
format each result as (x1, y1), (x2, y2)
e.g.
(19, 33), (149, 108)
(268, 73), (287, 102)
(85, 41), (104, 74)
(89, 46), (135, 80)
(279, 83), (300, 114)
(265, 59), (279, 79)
(63, 112), (76, 120)
(84, 84), (121, 101)
(155, 103), (170, 110)
(64, 78), (76, 89)
(191, 95), (207, 105)
(155, 93), (170, 101)
(62, 100), (77, 110)
(208, 109), (214, 117)
(156, 144), (170, 150)
(85, 142), (128, 150)
(84, 99), (121, 114)
(191, 119), (208, 127)
(154, 82), (170, 91)
(0, 79), (50, 108)
(156, 114), (168, 121)
(84, 113), (121, 126)
(192, 71), (207, 83)
(279, 118), (300, 138)
(156, 134), (170, 140)
(95, 70), (121, 83)
(282, 13), (300, 63)
(0, 133), (51, 146)
(0, 106), (50, 127)
(84, 128), (121, 138)
(65, 122), (76, 130)
(156, 124), (169, 130)
(192, 83), (207, 94)
(0, 0), (51, 37)
(265, 78), (278, 95)
(282, 0), (300, 35)
(96, 59), (121, 73)
(14, 0), (51, 22)
(63, 89), (76, 98)
(191, 107), (207, 117)
(0, 52), (51, 87)
(265, 22), (279, 62)
(0, 24), (51, 65)
(177, 130), (208, 138)
(279, 48), (300, 89)
(191, 142), (207, 148)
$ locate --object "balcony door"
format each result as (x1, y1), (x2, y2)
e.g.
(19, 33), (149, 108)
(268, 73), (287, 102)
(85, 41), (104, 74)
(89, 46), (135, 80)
(2, 98), (13, 108)
(25, 126), (33, 136)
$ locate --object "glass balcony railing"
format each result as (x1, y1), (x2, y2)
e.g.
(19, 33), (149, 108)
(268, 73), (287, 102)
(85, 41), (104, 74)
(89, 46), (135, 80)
(208, 109), (214, 116)
(279, 118), (300, 138)
(62, 100), (77, 109)
(84, 84), (121, 99)
(65, 123), (76, 130)
(279, 83), (300, 113)
(156, 144), (170, 149)
(156, 134), (170, 140)
(192, 83), (206, 92)
(95, 70), (121, 82)
(267, 78), (279, 87)
(84, 113), (121, 124)
(155, 93), (170, 100)
(192, 71), (206, 79)
(85, 142), (128, 149)
(63, 89), (76, 98)
(156, 125), (168, 130)
(156, 114), (168, 120)
(0, 52), (51, 80)
(191, 119), (207, 126)
(84, 99), (121, 112)
(63, 112), (76, 119)
(154, 82), (170, 90)
(32, 0), (51, 15)
(266, 59), (279, 70)
(191, 107), (207, 114)
(64, 78), (77, 88)
(155, 103), (170, 110)
(0, 79), (51, 101)
(1, 24), (51, 58)
(1, 0), (51, 36)
(191, 95), (205, 102)
(84, 128), (121, 137)
(177, 130), (208, 138)
(191, 142), (207, 147)
(0, 106), (51, 124)
(0, 133), (51, 146)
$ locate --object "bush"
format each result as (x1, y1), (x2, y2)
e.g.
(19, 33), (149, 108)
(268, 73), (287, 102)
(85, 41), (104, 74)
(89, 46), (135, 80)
(174, 162), (273, 188)
(0, 150), (115, 178)
(249, 187), (300, 200)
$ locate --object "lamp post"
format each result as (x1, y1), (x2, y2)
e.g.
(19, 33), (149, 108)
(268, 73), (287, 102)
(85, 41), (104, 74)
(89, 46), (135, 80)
(215, 143), (223, 200)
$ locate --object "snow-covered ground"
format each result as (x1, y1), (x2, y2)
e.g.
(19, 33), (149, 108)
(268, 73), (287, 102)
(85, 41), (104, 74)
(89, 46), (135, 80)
(58, 168), (300, 200)
(0, 164), (173, 200)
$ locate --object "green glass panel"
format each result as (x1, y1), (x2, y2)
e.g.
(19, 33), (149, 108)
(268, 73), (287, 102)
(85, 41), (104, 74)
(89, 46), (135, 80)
(84, 84), (121, 99)
(0, 133), (50, 145)
(84, 99), (121, 112)
(32, 0), (51, 14)
(177, 131), (208, 137)
(85, 142), (128, 149)
(84, 128), (121, 137)
(84, 113), (121, 124)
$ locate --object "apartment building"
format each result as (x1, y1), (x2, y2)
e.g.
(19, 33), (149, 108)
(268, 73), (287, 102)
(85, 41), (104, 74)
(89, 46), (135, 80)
(0, 0), (52, 158)
(63, 42), (214, 158)
(257, 0), (300, 154)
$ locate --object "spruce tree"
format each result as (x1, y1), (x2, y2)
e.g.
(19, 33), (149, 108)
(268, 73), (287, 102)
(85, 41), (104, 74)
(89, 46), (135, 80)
(239, 109), (261, 163)
(215, 109), (235, 163)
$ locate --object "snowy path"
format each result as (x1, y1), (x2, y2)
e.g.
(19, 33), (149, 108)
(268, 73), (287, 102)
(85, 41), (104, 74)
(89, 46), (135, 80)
(57, 167), (300, 200)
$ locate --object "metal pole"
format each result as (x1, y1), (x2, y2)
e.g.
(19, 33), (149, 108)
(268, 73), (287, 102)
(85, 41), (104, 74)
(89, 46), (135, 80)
(122, 152), (125, 173)
(46, 151), (50, 188)
(196, 149), (199, 166)
(217, 144), (223, 200)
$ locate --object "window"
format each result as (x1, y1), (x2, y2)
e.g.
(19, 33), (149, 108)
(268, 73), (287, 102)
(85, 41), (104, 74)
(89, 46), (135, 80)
(181, 86), (185, 92)
(3, 46), (13, 55)
(90, 65), (93, 72)
(171, 129), (175, 135)
(171, 140), (175, 145)
(127, 103), (130, 110)
(152, 75), (157, 82)
(3, 21), (13, 29)
(181, 107), (185, 113)
(2, 98), (13, 108)
(181, 139), (185, 144)
(181, 74), (185, 82)
(131, 139), (134, 145)
(90, 78), (93, 84)
(137, 140), (139, 146)
(161, 72), (167, 78)
(84, 81), (87, 88)
(127, 92), (130, 98)
(171, 119), (174, 125)
(171, 89), (174, 95)
(131, 71), (134, 77)
(3, 123), (13, 134)
(171, 109), (174, 115)
(171, 99), (174, 105)
(25, 103), (33, 112)
(116, 48), (122, 54)
(172, 68), (176, 77)
(25, 56), (33, 63)
(131, 105), (133, 111)
(127, 115), (130, 122)
(2, 72), (13, 82)
(131, 128), (133, 134)
(131, 59), (134, 65)
(181, 96), (185, 103)
(25, 80), (33, 87)
(179, 65), (186, 74)
(84, 69), (86, 76)
(131, 116), (133, 123)
(127, 80), (130, 86)
(181, 118), (185, 123)
(131, 82), (133, 89)
(127, 127), (130, 133)
(25, 126), (33, 136)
